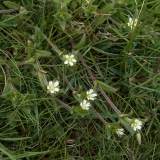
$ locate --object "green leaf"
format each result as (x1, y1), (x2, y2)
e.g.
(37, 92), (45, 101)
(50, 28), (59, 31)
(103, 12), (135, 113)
(59, 20), (66, 30)
(3, 1), (20, 9)
(21, 106), (31, 114)
(54, 124), (64, 138)
(35, 49), (51, 57)
(120, 117), (134, 135)
(27, 57), (36, 63)
(6, 112), (21, 122)
(102, 3), (115, 13)
(53, 0), (72, 4)
(1, 151), (50, 159)
(0, 137), (31, 141)
(91, 47), (118, 57)
(52, 0), (61, 4)
(0, 143), (16, 160)
(2, 87), (21, 102)
(0, 75), (4, 81)
(2, 80), (12, 96)
(1, 15), (17, 27)
(75, 34), (86, 49)
(27, 40), (34, 59)
(19, 6), (28, 15)
(73, 87), (83, 101)
(119, 110), (133, 118)
(97, 80), (118, 93)
(6, 112), (19, 127)
(38, 71), (47, 90)
(54, 11), (72, 30)
(40, 20), (47, 31)
(105, 124), (112, 139)
(8, 77), (19, 86)
(31, 27), (46, 47)
(0, 58), (5, 66)
(84, 5), (97, 16)
(71, 106), (89, 118)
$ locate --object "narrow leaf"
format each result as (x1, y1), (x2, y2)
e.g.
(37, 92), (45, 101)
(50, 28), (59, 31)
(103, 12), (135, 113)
(0, 143), (16, 160)
(97, 80), (118, 93)
(3, 1), (20, 9)
(0, 137), (31, 141)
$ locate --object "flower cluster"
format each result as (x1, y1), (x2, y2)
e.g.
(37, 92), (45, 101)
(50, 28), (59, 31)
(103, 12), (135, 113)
(115, 118), (142, 137)
(47, 80), (60, 94)
(46, 80), (143, 136)
(127, 17), (138, 29)
(80, 89), (97, 110)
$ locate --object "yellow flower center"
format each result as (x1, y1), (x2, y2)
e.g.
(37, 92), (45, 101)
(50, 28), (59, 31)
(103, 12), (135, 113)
(49, 86), (54, 90)
(68, 57), (72, 62)
(81, 105), (86, 109)
(129, 22), (133, 26)
(133, 122), (137, 126)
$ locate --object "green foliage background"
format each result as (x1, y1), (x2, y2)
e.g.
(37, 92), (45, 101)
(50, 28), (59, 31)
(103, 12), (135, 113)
(0, 0), (160, 159)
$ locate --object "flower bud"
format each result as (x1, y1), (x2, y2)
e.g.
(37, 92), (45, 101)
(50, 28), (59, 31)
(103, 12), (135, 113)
(136, 132), (141, 145)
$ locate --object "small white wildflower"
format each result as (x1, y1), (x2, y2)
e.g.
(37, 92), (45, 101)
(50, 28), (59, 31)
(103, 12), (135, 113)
(116, 128), (125, 136)
(47, 81), (60, 94)
(86, 89), (97, 101)
(80, 100), (91, 110)
(64, 54), (77, 66)
(131, 119), (142, 131)
(127, 17), (138, 29)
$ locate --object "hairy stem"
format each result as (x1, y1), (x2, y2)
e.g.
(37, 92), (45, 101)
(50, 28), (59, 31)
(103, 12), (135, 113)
(0, 8), (20, 14)
(78, 52), (122, 116)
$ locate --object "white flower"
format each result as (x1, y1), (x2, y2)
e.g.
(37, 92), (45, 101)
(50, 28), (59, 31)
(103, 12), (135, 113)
(127, 17), (138, 29)
(80, 100), (91, 110)
(64, 54), (77, 66)
(86, 89), (97, 101)
(47, 81), (59, 94)
(131, 119), (142, 131)
(116, 128), (125, 136)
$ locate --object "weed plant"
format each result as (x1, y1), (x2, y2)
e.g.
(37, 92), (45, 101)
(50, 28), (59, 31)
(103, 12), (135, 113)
(0, 0), (160, 159)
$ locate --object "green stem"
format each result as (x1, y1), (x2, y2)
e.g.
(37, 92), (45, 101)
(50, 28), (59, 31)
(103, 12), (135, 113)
(45, 37), (62, 56)
(55, 98), (71, 111)
(91, 107), (107, 124)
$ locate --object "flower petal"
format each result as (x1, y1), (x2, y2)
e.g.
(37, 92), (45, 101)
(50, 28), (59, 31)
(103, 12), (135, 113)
(129, 17), (132, 22)
(65, 55), (69, 58)
(70, 54), (74, 58)
(54, 81), (59, 87)
(72, 59), (76, 62)
(83, 100), (87, 104)
(49, 81), (53, 85)
(54, 88), (59, 92)
(92, 93), (97, 97)
(50, 90), (55, 93)
(64, 60), (68, 64)
(69, 62), (73, 66)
